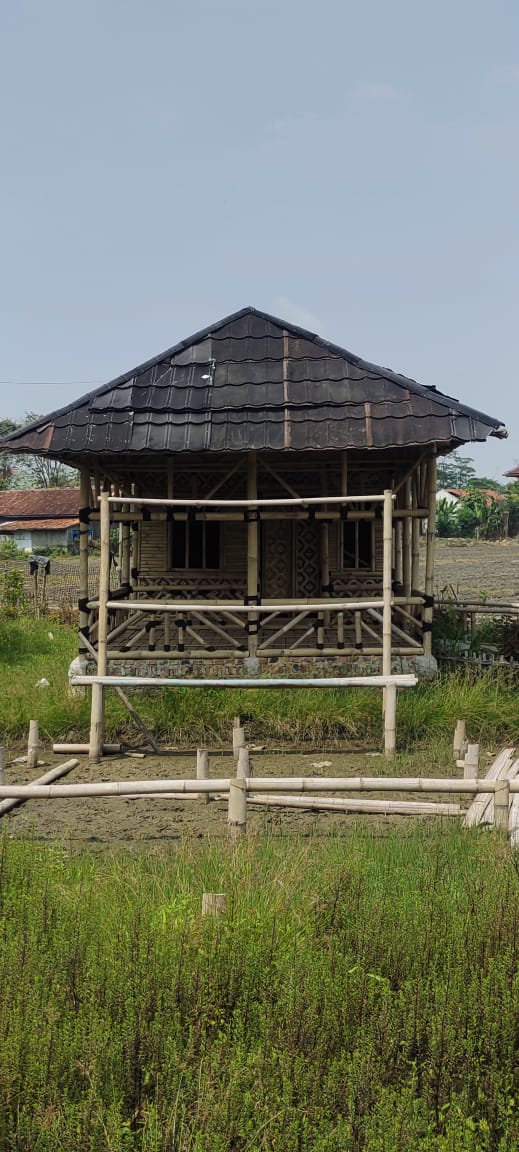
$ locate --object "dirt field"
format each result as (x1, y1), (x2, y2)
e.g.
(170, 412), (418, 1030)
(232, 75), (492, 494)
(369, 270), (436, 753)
(4, 540), (518, 846)
(430, 538), (519, 601)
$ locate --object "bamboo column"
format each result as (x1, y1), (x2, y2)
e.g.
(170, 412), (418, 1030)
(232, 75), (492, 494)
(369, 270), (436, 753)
(89, 490), (110, 762)
(79, 468), (91, 656)
(382, 489), (393, 678)
(411, 471), (421, 601)
(247, 454), (259, 658)
(423, 455), (437, 658)
(403, 478), (412, 598)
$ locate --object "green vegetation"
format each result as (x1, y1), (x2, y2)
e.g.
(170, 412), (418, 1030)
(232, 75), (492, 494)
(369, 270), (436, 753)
(1, 617), (519, 750)
(1, 829), (519, 1150)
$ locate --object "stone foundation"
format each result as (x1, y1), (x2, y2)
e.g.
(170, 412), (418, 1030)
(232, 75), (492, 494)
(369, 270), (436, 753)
(96, 653), (422, 679)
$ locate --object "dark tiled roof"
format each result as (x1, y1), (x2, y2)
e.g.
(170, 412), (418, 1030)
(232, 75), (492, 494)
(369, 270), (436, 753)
(0, 308), (507, 457)
(0, 488), (80, 519)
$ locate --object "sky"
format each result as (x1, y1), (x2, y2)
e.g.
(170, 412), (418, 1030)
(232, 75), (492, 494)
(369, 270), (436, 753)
(0, 0), (518, 480)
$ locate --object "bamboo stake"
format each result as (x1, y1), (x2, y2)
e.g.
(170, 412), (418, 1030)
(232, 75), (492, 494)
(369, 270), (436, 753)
(197, 748), (210, 804)
(237, 746), (249, 778)
(384, 682), (397, 758)
(232, 717), (245, 759)
(202, 893), (226, 915)
(27, 721), (39, 771)
(228, 778), (247, 839)
(494, 779), (510, 832)
(0, 759), (79, 818)
(464, 744), (480, 779)
(453, 720), (466, 761)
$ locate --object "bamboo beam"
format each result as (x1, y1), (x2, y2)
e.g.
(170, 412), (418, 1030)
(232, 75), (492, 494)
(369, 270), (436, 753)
(73, 673), (418, 688)
(246, 794), (461, 816)
(100, 598), (391, 613)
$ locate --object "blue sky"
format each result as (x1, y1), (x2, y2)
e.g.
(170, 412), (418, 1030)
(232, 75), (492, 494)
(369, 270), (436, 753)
(0, 0), (517, 479)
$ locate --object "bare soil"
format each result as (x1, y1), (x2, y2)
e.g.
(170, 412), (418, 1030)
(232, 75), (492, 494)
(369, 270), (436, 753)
(431, 538), (519, 601)
(5, 540), (518, 846)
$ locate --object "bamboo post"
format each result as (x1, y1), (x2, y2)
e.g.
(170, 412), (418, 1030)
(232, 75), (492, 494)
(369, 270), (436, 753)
(382, 489), (393, 679)
(494, 778), (510, 833)
(403, 478), (412, 598)
(453, 719), (467, 761)
(232, 716), (245, 759)
(247, 454), (259, 658)
(27, 721), (39, 771)
(89, 490), (110, 763)
(383, 682), (397, 757)
(464, 744), (479, 779)
(0, 747), (4, 785)
(237, 746), (249, 778)
(228, 779), (247, 839)
(197, 748), (210, 804)
(79, 468), (91, 656)
(202, 893), (226, 916)
(423, 455), (437, 657)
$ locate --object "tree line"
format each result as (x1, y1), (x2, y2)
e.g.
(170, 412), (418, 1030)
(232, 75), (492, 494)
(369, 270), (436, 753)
(436, 453), (519, 540)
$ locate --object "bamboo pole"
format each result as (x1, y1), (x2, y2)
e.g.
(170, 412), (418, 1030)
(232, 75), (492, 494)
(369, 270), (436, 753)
(1, 775), (518, 801)
(79, 630), (160, 752)
(382, 489), (393, 678)
(0, 759), (79, 818)
(73, 673), (418, 689)
(197, 748), (210, 804)
(228, 778), (247, 839)
(27, 721), (39, 771)
(403, 478), (412, 597)
(100, 598), (391, 614)
(494, 779), (510, 832)
(453, 720), (467, 761)
(423, 455), (437, 657)
(247, 454), (259, 657)
(79, 468), (90, 655)
(52, 743), (121, 755)
(464, 744), (480, 779)
(384, 682), (397, 758)
(232, 717), (245, 759)
(246, 794), (462, 816)
(106, 493), (385, 508)
(89, 490), (110, 763)
(237, 746), (249, 778)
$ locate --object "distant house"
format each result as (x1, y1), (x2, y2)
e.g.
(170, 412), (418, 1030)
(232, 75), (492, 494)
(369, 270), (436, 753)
(505, 465), (519, 480)
(0, 488), (80, 551)
(436, 487), (504, 508)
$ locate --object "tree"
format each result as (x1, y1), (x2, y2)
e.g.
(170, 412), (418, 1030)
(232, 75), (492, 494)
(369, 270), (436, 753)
(0, 419), (19, 489)
(0, 413), (78, 489)
(436, 498), (459, 538)
(436, 453), (477, 489)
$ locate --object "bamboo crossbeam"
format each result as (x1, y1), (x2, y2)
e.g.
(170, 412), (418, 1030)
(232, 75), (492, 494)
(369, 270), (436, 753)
(0, 775), (517, 801)
(99, 599), (389, 614)
(72, 674), (418, 689)
(106, 494), (388, 508)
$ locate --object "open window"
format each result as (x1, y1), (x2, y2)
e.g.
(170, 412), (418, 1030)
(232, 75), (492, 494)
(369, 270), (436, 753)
(342, 519), (374, 570)
(171, 520), (221, 569)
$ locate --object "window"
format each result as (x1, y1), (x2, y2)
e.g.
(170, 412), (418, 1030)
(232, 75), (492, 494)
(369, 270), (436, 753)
(343, 519), (373, 570)
(172, 520), (220, 569)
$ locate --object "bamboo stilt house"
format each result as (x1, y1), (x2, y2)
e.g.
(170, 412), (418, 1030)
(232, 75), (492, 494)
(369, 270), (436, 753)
(0, 306), (507, 678)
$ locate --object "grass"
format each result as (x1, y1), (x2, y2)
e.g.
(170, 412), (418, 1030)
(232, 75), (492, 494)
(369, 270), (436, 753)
(1, 827), (519, 1150)
(1, 616), (519, 751)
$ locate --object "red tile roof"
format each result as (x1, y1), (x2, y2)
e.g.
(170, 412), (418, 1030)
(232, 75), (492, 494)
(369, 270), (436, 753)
(0, 487), (80, 520)
(0, 517), (78, 532)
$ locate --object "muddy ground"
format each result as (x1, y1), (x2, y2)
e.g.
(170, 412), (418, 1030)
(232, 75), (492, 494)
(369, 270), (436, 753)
(4, 540), (518, 846)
